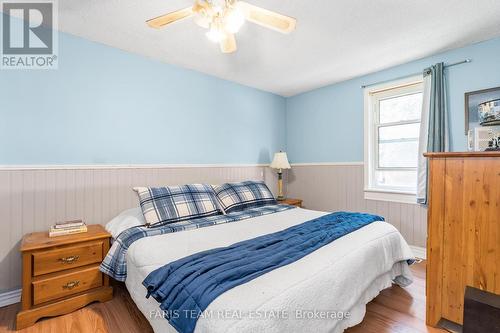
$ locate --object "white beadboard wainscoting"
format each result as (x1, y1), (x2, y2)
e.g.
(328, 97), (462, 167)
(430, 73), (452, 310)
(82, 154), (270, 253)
(286, 163), (427, 249)
(0, 164), (278, 297)
(0, 163), (427, 305)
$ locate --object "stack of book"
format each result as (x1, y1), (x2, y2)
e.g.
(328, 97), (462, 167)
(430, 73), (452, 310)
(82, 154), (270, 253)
(49, 219), (87, 237)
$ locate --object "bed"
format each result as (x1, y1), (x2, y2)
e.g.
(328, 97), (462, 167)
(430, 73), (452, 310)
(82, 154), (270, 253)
(102, 204), (414, 333)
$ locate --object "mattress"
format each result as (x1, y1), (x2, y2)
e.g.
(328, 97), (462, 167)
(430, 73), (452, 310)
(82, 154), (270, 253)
(122, 207), (414, 333)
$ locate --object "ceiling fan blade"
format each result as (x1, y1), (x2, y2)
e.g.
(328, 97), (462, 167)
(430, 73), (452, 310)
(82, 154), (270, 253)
(237, 1), (296, 34)
(220, 34), (237, 53)
(146, 7), (193, 29)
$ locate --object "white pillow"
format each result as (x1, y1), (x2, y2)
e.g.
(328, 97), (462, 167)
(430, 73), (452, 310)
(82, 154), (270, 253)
(105, 207), (145, 239)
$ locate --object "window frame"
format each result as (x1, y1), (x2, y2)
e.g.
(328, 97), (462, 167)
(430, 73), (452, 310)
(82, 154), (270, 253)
(363, 75), (423, 204)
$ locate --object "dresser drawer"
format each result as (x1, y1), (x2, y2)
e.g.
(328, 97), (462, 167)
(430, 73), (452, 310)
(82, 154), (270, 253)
(32, 265), (103, 305)
(32, 241), (103, 276)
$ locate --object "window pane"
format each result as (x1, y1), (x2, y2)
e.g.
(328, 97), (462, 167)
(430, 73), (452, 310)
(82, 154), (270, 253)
(375, 170), (417, 190)
(379, 93), (422, 123)
(379, 140), (419, 168)
(379, 123), (420, 141)
(378, 123), (420, 168)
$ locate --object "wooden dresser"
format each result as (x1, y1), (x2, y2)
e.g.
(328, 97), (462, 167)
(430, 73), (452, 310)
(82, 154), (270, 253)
(16, 225), (113, 329)
(425, 152), (500, 327)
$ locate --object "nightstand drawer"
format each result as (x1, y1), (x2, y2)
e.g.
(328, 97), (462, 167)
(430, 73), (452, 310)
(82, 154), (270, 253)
(32, 265), (103, 305)
(32, 241), (103, 276)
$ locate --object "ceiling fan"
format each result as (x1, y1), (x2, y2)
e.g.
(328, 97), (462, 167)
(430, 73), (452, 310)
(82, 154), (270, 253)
(146, 0), (297, 53)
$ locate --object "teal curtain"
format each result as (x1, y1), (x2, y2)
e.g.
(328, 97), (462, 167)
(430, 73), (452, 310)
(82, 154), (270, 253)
(427, 63), (449, 152)
(417, 62), (449, 205)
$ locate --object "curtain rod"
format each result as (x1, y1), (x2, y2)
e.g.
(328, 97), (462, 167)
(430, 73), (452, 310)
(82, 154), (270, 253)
(360, 59), (472, 89)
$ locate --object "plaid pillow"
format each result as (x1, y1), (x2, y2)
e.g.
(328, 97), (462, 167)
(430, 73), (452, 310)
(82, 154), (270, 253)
(134, 184), (222, 227)
(213, 181), (277, 213)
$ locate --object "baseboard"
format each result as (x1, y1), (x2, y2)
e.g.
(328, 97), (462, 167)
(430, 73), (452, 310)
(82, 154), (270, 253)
(410, 246), (426, 260)
(0, 289), (21, 308)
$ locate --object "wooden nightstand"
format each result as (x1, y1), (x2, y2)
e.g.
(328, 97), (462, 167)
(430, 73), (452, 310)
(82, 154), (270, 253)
(16, 225), (113, 329)
(277, 198), (303, 208)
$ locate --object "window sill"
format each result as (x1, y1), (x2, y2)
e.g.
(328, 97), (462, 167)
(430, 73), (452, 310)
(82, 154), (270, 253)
(364, 188), (417, 204)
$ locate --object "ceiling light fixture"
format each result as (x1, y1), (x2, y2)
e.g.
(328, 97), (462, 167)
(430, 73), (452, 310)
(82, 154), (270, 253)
(223, 7), (245, 33)
(206, 21), (227, 43)
(147, 0), (297, 54)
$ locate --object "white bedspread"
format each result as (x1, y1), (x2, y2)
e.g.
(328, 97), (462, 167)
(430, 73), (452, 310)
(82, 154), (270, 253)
(123, 208), (414, 333)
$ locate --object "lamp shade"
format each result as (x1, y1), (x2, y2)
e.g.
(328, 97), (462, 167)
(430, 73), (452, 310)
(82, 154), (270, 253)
(270, 151), (291, 170)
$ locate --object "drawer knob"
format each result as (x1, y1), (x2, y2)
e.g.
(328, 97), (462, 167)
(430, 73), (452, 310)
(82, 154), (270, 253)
(62, 280), (80, 290)
(58, 255), (80, 264)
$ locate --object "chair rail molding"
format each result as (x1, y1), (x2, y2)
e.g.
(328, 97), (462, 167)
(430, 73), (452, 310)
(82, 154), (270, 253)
(0, 163), (269, 170)
(291, 162), (364, 166)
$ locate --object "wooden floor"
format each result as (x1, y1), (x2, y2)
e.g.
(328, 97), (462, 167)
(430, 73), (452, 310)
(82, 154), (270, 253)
(1, 261), (445, 333)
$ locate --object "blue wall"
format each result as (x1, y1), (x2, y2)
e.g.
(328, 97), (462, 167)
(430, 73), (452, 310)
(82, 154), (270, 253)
(286, 37), (500, 163)
(0, 15), (286, 165)
(2, 11), (499, 166)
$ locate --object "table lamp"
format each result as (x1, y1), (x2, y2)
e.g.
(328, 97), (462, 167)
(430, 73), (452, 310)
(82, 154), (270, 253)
(270, 151), (291, 200)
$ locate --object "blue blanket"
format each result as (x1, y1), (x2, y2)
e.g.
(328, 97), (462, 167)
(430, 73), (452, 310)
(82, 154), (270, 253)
(143, 211), (384, 333)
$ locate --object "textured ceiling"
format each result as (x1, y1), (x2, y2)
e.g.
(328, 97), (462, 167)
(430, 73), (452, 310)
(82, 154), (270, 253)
(49, 1), (500, 95)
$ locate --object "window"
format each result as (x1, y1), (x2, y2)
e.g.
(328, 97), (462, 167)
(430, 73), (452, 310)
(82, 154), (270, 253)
(364, 76), (423, 203)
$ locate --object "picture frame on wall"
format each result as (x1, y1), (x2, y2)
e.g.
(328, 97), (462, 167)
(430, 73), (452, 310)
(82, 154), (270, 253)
(464, 86), (500, 134)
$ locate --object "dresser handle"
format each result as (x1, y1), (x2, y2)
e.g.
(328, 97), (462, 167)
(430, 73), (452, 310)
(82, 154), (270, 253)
(58, 255), (80, 264)
(62, 280), (80, 290)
